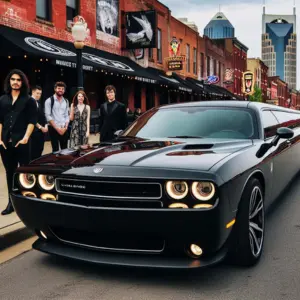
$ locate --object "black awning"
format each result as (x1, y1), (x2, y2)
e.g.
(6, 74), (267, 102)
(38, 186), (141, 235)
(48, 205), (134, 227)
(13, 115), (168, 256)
(146, 67), (193, 93)
(172, 73), (204, 95)
(0, 26), (158, 84)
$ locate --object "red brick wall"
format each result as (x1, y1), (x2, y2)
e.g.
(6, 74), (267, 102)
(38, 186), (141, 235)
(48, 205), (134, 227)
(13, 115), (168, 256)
(169, 17), (198, 78)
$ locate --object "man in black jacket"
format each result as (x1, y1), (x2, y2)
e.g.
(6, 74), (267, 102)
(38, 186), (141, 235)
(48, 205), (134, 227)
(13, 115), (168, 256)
(0, 69), (37, 215)
(30, 85), (48, 160)
(99, 85), (128, 142)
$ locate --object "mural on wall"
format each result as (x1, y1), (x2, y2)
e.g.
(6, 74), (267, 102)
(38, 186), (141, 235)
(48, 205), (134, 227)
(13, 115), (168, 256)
(96, 0), (119, 36)
(125, 10), (157, 49)
(96, 0), (119, 44)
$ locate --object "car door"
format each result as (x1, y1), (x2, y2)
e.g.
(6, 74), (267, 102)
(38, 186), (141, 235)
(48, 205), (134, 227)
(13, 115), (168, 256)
(260, 109), (281, 204)
(271, 110), (300, 189)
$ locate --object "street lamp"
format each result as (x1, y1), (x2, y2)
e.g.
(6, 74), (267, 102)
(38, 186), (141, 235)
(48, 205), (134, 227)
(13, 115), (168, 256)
(71, 16), (89, 90)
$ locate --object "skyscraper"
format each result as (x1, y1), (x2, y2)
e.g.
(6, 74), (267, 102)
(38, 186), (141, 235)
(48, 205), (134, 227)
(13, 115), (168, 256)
(204, 12), (235, 39)
(262, 5), (297, 89)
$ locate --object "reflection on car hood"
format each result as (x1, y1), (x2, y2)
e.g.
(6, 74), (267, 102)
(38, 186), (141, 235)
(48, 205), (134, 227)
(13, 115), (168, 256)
(30, 138), (253, 171)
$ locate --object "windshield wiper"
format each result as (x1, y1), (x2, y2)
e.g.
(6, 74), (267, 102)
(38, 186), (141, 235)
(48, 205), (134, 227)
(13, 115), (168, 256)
(167, 135), (203, 139)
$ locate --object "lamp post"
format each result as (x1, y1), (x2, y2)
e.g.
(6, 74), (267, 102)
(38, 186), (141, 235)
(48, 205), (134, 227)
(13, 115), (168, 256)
(71, 16), (89, 90)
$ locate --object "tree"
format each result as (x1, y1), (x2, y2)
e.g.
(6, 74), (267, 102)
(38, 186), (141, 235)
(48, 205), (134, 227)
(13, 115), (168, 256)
(249, 85), (263, 102)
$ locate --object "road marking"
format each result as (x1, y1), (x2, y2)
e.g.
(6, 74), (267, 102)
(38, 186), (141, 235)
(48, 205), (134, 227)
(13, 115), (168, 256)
(0, 236), (37, 264)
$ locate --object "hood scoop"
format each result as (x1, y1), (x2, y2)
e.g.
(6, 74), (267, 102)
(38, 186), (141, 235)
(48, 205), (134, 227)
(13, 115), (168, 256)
(183, 144), (214, 150)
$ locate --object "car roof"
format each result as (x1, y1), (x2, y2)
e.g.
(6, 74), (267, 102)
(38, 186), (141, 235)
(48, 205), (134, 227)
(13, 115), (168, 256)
(158, 100), (300, 114)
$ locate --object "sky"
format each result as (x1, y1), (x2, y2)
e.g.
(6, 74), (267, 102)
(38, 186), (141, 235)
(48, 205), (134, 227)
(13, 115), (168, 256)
(162, 0), (299, 89)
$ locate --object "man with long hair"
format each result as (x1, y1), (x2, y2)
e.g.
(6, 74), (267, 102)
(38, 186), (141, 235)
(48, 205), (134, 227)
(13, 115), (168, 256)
(99, 85), (128, 142)
(0, 69), (37, 215)
(44, 81), (70, 152)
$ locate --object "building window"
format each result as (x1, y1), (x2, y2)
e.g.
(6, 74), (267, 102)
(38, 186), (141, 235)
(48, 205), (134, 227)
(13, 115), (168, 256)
(36, 0), (51, 20)
(193, 48), (197, 75)
(200, 53), (204, 78)
(186, 44), (190, 73)
(149, 48), (153, 59)
(67, 0), (79, 28)
(157, 29), (162, 63)
(207, 56), (210, 77)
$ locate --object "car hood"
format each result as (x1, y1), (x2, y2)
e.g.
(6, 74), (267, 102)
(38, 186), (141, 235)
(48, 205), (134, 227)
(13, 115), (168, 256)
(30, 138), (253, 172)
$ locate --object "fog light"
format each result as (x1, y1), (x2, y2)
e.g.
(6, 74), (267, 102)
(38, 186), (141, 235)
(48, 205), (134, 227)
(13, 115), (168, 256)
(190, 244), (203, 257)
(168, 203), (188, 208)
(40, 231), (47, 240)
(193, 204), (213, 209)
(40, 193), (57, 201)
(21, 191), (37, 198)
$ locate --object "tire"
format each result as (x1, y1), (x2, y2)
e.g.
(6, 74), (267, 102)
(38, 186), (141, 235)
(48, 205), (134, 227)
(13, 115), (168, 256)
(229, 178), (265, 267)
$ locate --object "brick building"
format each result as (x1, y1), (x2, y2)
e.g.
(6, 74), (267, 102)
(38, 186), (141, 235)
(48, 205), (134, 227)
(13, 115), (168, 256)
(247, 58), (269, 102)
(267, 76), (289, 107)
(213, 38), (248, 97)
(0, 0), (240, 111)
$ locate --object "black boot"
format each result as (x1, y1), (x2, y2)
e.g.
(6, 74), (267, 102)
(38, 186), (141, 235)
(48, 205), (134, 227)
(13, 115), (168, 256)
(1, 201), (15, 215)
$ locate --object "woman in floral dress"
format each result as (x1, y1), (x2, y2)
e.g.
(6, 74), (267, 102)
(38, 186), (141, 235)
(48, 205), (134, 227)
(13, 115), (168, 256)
(69, 90), (91, 148)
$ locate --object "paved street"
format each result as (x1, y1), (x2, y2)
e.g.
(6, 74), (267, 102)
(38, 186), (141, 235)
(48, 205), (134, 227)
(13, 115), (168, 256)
(1, 175), (300, 300)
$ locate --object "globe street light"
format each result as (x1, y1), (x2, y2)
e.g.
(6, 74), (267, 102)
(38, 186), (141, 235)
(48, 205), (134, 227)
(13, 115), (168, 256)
(71, 16), (89, 90)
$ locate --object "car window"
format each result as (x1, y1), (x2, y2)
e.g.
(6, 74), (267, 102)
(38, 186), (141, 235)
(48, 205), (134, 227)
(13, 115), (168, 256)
(261, 110), (279, 139)
(271, 111), (300, 125)
(123, 107), (258, 140)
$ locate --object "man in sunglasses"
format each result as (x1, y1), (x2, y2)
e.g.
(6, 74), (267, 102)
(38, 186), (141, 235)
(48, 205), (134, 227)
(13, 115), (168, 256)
(0, 69), (37, 215)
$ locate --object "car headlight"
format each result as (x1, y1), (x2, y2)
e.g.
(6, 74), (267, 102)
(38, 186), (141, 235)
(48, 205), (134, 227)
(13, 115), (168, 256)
(19, 173), (36, 189)
(38, 175), (55, 191)
(191, 182), (215, 201)
(166, 181), (188, 200)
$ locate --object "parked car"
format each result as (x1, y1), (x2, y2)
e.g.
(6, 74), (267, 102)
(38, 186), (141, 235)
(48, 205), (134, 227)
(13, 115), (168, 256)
(11, 101), (300, 268)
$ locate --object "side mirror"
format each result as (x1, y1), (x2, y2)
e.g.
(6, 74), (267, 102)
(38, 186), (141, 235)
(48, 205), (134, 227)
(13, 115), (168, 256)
(114, 130), (123, 137)
(256, 127), (294, 158)
(276, 127), (294, 140)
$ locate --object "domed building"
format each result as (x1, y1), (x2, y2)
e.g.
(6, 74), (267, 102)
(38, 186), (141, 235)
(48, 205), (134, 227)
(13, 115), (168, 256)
(204, 12), (235, 39)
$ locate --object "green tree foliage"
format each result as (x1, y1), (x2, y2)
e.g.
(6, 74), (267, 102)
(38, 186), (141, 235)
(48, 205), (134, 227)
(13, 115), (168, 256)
(249, 85), (262, 102)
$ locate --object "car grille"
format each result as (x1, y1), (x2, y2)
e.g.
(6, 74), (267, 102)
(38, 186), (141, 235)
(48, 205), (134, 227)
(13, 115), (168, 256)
(57, 195), (163, 209)
(49, 227), (165, 253)
(55, 178), (162, 200)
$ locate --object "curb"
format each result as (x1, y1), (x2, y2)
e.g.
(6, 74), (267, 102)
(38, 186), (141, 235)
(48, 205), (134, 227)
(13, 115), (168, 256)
(0, 222), (35, 251)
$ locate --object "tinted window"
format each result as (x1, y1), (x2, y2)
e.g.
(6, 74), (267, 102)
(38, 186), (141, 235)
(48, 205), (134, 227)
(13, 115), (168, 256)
(272, 111), (299, 123)
(262, 110), (278, 138)
(123, 107), (258, 140)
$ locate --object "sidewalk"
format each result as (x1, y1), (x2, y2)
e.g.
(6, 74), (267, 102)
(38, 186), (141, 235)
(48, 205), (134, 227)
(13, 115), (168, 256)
(0, 134), (99, 250)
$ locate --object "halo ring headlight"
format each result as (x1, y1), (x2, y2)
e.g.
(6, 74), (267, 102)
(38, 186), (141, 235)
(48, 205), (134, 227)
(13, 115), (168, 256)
(192, 182), (215, 201)
(38, 175), (55, 191)
(166, 181), (189, 200)
(19, 173), (36, 189)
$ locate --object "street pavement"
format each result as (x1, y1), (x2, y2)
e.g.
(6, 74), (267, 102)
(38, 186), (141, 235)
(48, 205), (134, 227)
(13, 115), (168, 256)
(0, 172), (300, 299)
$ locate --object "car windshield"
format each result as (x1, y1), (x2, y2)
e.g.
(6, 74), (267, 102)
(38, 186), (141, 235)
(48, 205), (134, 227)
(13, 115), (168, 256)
(122, 106), (258, 140)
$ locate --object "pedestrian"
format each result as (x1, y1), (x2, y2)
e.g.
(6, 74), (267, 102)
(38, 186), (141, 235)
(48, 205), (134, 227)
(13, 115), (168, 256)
(133, 108), (142, 119)
(99, 85), (128, 142)
(30, 85), (48, 160)
(0, 69), (37, 215)
(44, 82), (70, 152)
(69, 90), (91, 148)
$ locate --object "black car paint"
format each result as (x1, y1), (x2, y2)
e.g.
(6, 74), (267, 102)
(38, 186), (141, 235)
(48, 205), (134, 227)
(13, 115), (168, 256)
(11, 101), (300, 268)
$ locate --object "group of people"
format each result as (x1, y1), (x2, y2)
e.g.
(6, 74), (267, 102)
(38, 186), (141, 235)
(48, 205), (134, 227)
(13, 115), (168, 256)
(0, 69), (132, 215)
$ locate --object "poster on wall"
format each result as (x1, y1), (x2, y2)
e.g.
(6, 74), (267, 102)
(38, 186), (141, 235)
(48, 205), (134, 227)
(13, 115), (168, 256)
(224, 68), (234, 85)
(125, 10), (157, 49)
(96, 0), (119, 37)
(242, 71), (254, 95)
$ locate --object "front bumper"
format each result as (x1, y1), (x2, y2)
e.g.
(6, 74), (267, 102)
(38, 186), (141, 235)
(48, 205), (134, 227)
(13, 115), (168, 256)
(11, 193), (235, 268)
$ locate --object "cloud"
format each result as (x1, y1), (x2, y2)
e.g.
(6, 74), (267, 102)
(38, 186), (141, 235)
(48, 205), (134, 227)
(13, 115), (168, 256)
(163, 0), (299, 88)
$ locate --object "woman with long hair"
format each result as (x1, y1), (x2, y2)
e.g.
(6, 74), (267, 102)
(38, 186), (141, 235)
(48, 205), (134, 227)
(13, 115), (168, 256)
(69, 90), (91, 147)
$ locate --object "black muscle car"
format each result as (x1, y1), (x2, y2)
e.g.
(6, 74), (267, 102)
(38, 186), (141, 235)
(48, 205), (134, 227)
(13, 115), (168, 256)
(11, 101), (300, 268)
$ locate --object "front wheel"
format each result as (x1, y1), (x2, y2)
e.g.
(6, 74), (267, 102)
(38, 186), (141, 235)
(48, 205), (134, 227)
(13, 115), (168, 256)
(229, 178), (265, 267)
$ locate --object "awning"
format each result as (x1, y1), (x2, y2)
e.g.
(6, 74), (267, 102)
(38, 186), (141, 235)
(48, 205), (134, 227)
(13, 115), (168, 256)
(146, 67), (193, 93)
(0, 26), (158, 84)
(171, 73), (204, 95)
